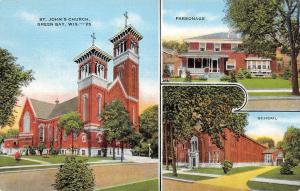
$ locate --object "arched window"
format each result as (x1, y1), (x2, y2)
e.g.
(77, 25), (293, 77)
(97, 95), (101, 116)
(132, 67), (136, 96)
(190, 136), (198, 153)
(83, 95), (88, 121)
(132, 108), (135, 125)
(23, 112), (30, 133)
(39, 124), (45, 142)
(82, 133), (86, 143)
(95, 62), (105, 79)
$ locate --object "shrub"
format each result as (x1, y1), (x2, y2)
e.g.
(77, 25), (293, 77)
(101, 148), (107, 157)
(198, 75), (208, 81)
(15, 151), (21, 161)
(238, 69), (252, 79)
(220, 75), (231, 82)
(283, 69), (292, 80)
(280, 158), (297, 175)
(29, 146), (36, 155)
(272, 73), (277, 79)
(38, 143), (45, 156)
(222, 160), (233, 174)
(53, 157), (95, 191)
(229, 71), (238, 82)
(185, 71), (192, 82)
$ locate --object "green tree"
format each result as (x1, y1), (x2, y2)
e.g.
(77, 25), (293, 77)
(101, 100), (132, 162)
(162, 40), (188, 53)
(225, 0), (300, 95)
(0, 128), (19, 144)
(138, 105), (158, 158)
(282, 126), (300, 161)
(58, 112), (84, 155)
(163, 86), (247, 176)
(53, 157), (95, 191)
(276, 140), (284, 149)
(256, 137), (275, 148)
(0, 48), (34, 127)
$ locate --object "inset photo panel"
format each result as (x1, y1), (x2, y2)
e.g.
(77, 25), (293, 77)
(161, 84), (300, 191)
(161, 0), (300, 111)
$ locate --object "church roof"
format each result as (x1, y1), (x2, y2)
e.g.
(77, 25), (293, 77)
(185, 32), (242, 42)
(29, 97), (77, 120)
(109, 24), (143, 43)
(73, 45), (112, 64)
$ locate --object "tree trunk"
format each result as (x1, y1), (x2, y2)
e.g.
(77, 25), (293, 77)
(113, 141), (116, 160)
(121, 142), (124, 163)
(164, 124), (169, 170)
(170, 125), (177, 176)
(291, 52), (299, 95)
(60, 129), (62, 154)
(71, 131), (74, 155)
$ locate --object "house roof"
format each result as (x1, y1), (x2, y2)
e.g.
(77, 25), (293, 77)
(263, 148), (277, 154)
(163, 47), (178, 55)
(185, 32), (242, 42)
(29, 97), (77, 120)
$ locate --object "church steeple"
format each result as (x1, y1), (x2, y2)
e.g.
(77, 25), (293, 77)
(74, 34), (112, 90)
(110, 12), (143, 99)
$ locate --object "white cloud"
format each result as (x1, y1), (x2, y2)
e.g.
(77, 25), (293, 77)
(17, 11), (39, 24)
(111, 12), (144, 29)
(162, 23), (229, 40)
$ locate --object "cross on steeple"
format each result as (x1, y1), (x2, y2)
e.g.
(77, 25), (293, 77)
(91, 32), (96, 45)
(124, 11), (128, 27)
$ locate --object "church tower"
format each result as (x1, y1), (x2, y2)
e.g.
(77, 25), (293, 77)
(74, 34), (112, 129)
(110, 12), (143, 99)
(109, 12), (143, 129)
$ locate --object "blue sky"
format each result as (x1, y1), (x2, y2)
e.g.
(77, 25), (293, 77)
(0, 0), (159, 110)
(163, 0), (229, 40)
(245, 112), (300, 143)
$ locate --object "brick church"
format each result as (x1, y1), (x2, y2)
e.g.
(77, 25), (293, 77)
(4, 17), (142, 157)
(174, 128), (268, 168)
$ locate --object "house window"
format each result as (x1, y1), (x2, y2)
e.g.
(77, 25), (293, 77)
(166, 64), (174, 74)
(23, 112), (30, 133)
(97, 95), (102, 116)
(83, 95), (88, 121)
(195, 58), (202, 68)
(73, 132), (78, 140)
(39, 125), (45, 142)
(199, 43), (206, 51)
(82, 149), (86, 156)
(188, 58), (194, 68)
(190, 136), (198, 152)
(226, 59), (236, 70)
(214, 43), (221, 52)
(231, 43), (238, 51)
(132, 108), (135, 125)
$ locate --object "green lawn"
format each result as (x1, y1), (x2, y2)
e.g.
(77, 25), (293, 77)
(248, 92), (294, 96)
(257, 166), (300, 181)
(97, 179), (158, 191)
(164, 173), (214, 181)
(23, 155), (112, 164)
(247, 181), (300, 191)
(189, 166), (263, 175)
(239, 78), (300, 89)
(169, 77), (208, 82)
(0, 156), (40, 167)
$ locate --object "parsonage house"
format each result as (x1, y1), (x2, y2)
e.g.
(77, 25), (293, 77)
(3, 23), (142, 157)
(173, 128), (284, 168)
(163, 32), (278, 78)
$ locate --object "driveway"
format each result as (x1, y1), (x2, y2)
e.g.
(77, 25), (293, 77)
(0, 163), (157, 191)
(163, 166), (276, 191)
